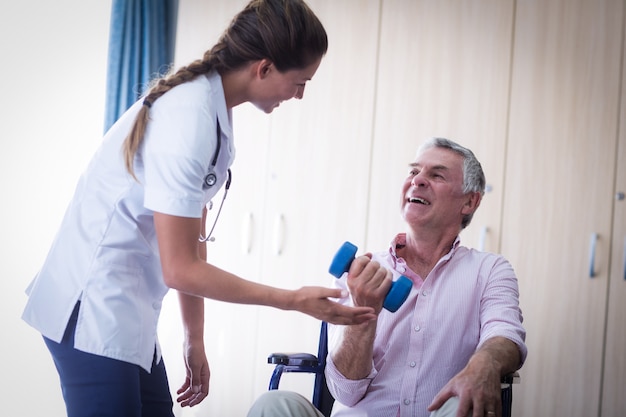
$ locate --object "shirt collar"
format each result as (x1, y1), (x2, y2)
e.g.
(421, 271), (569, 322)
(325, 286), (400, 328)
(388, 233), (461, 269)
(205, 71), (233, 140)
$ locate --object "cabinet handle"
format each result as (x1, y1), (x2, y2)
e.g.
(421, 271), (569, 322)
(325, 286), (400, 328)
(478, 226), (488, 252)
(616, 193), (624, 280)
(242, 212), (254, 255)
(589, 233), (598, 278)
(623, 236), (626, 281)
(273, 214), (285, 255)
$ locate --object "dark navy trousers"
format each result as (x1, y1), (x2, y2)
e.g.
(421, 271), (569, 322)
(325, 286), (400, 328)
(43, 303), (174, 417)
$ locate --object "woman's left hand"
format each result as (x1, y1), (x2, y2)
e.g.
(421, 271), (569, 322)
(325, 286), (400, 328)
(176, 340), (210, 407)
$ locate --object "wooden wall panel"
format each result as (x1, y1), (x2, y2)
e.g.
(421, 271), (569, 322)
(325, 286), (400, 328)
(502, 1), (623, 416)
(601, 6), (626, 414)
(368, 0), (515, 253)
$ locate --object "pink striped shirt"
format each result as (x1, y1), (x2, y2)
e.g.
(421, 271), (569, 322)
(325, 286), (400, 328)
(325, 234), (527, 417)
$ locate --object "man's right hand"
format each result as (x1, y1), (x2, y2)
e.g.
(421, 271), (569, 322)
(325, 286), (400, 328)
(346, 254), (393, 313)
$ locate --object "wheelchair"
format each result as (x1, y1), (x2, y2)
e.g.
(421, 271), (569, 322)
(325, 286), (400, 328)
(268, 321), (519, 417)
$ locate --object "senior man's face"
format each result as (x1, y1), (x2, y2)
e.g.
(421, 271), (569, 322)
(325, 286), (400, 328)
(401, 147), (472, 229)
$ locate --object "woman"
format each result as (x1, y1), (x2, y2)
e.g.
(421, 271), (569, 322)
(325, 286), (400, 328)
(21, 1), (376, 416)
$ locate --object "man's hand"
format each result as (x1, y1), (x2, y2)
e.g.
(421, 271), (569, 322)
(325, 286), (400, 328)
(427, 360), (501, 417)
(346, 254), (393, 313)
(428, 337), (520, 417)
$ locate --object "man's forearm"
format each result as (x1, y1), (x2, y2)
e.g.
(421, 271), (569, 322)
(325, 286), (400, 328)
(330, 321), (377, 379)
(470, 336), (521, 376)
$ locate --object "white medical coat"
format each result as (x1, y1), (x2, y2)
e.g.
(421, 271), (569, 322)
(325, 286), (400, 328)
(22, 71), (235, 372)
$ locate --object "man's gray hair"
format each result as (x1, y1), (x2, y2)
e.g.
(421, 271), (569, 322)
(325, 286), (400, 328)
(417, 137), (486, 229)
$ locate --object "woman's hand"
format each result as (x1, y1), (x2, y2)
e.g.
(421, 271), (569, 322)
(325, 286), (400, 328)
(291, 286), (377, 325)
(176, 339), (210, 407)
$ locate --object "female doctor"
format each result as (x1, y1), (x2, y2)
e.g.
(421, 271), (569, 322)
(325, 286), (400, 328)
(21, 1), (376, 416)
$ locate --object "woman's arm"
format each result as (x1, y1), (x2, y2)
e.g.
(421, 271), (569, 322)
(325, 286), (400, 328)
(175, 207), (209, 407)
(176, 292), (210, 407)
(154, 212), (376, 325)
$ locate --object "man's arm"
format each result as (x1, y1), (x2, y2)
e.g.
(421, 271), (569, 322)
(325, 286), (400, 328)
(324, 320), (378, 407)
(331, 254), (391, 377)
(330, 321), (377, 379)
(428, 335), (522, 417)
(429, 253), (525, 417)
(325, 254), (392, 406)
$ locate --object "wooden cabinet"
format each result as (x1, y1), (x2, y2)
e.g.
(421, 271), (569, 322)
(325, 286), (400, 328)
(601, 31), (626, 417)
(367, 0), (515, 253)
(501, 0), (624, 416)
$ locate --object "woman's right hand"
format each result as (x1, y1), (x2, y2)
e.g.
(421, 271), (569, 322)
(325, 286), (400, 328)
(291, 286), (376, 325)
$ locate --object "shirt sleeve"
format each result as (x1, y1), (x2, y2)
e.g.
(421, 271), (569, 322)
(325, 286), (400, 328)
(324, 354), (377, 407)
(141, 83), (216, 218)
(477, 256), (528, 365)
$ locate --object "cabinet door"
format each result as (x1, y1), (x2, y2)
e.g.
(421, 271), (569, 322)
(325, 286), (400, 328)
(250, 0), (381, 399)
(501, 1), (623, 416)
(368, 0), (514, 253)
(601, 26), (626, 417)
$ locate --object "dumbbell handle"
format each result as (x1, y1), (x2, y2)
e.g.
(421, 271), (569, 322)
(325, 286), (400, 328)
(328, 241), (412, 312)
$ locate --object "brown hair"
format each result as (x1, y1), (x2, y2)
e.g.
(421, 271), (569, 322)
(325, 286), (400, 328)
(123, 0), (328, 178)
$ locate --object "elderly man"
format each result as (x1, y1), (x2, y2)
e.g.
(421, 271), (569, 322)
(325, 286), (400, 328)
(248, 138), (526, 417)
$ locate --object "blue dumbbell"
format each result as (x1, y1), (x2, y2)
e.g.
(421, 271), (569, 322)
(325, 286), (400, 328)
(329, 241), (412, 312)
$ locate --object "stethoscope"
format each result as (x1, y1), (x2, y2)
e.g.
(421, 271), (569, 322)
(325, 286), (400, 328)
(199, 119), (232, 243)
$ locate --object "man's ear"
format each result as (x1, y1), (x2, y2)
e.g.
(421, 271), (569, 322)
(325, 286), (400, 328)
(461, 191), (482, 215)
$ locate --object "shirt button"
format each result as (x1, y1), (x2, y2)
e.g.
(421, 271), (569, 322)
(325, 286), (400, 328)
(422, 290), (428, 296)
(414, 325), (421, 332)
(409, 361), (416, 367)
(398, 265), (406, 273)
(404, 399), (411, 405)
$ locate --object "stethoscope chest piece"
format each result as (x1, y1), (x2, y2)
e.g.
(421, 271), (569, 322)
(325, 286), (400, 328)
(203, 171), (217, 189)
(204, 119), (222, 190)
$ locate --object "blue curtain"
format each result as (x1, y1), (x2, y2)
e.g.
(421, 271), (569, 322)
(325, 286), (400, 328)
(104, 0), (178, 132)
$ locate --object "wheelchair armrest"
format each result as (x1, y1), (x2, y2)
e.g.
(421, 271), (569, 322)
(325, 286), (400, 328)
(267, 353), (323, 391)
(268, 353), (319, 367)
(501, 371), (520, 385)
(500, 372), (519, 417)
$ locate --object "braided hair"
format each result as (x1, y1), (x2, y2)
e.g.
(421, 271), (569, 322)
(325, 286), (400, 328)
(123, 0), (328, 177)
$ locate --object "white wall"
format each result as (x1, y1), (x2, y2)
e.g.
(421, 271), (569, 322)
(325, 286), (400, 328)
(0, 1), (111, 414)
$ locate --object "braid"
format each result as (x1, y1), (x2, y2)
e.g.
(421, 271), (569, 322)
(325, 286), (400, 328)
(122, 52), (219, 179)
